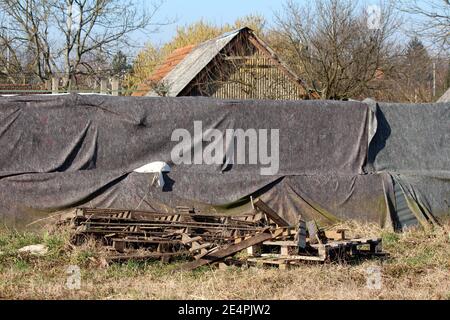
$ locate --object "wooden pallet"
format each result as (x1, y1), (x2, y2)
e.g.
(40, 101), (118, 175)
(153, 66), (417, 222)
(69, 203), (292, 267)
(246, 237), (384, 265)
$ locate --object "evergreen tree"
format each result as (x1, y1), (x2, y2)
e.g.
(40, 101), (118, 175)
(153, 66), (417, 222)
(405, 37), (432, 83)
(111, 51), (131, 77)
(401, 37), (433, 101)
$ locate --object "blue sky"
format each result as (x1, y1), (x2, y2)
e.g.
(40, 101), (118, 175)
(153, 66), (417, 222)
(143, 0), (386, 45)
(148, 0), (288, 45)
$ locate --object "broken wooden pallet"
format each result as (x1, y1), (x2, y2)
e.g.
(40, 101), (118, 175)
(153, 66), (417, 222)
(67, 202), (292, 267)
(246, 237), (384, 265)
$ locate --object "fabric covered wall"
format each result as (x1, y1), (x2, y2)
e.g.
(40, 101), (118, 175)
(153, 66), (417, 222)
(0, 94), (448, 229)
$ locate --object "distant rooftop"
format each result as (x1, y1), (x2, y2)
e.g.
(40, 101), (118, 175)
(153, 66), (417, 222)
(133, 27), (317, 99)
(133, 28), (244, 97)
(437, 87), (450, 103)
(133, 45), (195, 97)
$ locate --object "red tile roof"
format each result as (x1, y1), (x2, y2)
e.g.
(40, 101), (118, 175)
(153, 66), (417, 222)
(132, 45), (196, 97)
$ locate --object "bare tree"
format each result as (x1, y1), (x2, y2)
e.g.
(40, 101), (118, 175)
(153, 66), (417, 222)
(271, 0), (401, 100)
(0, 8), (42, 83)
(0, 0), (168, 86)
(398, 0), (450, 53)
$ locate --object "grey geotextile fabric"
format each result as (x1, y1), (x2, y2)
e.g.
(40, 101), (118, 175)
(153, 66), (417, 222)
(0, 94), (448, 228)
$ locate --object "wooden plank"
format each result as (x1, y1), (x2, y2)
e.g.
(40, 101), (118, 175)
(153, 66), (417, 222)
(189, 243), (211, 252)
(280, 246), (289, 256)
(179, 231), (275, 271)
(253, 199), (290, 227)
(78, 220), (263, 231)
(248, 258), (285, 265)
(106, 251), (185, 262)
(263, 240), (298, 246)
(259, 253), (325, 262)
(308, 238), (380, 249)
(111, 238), (181, 244)
(194, 246), (219, 260)
(306, 220), (319, 244)
(181, 235), (203, 245)
(325, 230), (345, 241)
(285, 255), (325, 262)
(318, 245), (327, 260)
(297, 219), (307, 248)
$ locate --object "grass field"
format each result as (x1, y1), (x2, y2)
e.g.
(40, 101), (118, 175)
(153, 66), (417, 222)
(0, 220), (449, 300)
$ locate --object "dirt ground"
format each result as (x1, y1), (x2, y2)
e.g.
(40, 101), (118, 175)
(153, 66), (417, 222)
(0, 220), (449, 300)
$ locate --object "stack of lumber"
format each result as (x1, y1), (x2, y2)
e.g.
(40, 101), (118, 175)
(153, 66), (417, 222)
(66, 199), (385, 270)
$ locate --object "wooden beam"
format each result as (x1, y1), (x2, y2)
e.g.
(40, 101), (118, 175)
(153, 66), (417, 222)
(253, 199), (291, 227)
(51, 77), (59, 94)
(224, 55), (257, 60)
(306, 220), (319, 244)
(106, 251), (185, 263)
(297, 219), (307, 249)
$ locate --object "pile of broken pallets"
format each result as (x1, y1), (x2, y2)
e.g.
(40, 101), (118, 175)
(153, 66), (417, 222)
(65, 198), (386, 270)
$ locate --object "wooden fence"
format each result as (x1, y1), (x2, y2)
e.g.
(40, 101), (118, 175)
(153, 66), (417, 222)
(0, 77), (122, 96)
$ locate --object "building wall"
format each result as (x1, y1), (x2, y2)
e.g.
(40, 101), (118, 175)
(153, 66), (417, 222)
(212, 53), (307, 100)
(183, 43), (309, 100)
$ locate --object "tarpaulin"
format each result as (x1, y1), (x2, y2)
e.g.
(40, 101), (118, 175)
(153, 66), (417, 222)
(366, 101), (450, 228)
(0, 94), (448, 229)
(368, 101), (450, 177)
(0, 95), (371, 175)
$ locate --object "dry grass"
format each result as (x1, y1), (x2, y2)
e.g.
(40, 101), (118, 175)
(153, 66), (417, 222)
(0, 220), (449, 300)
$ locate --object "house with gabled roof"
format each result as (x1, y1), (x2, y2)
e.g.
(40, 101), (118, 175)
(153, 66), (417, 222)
(133, 27), (319, 100)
